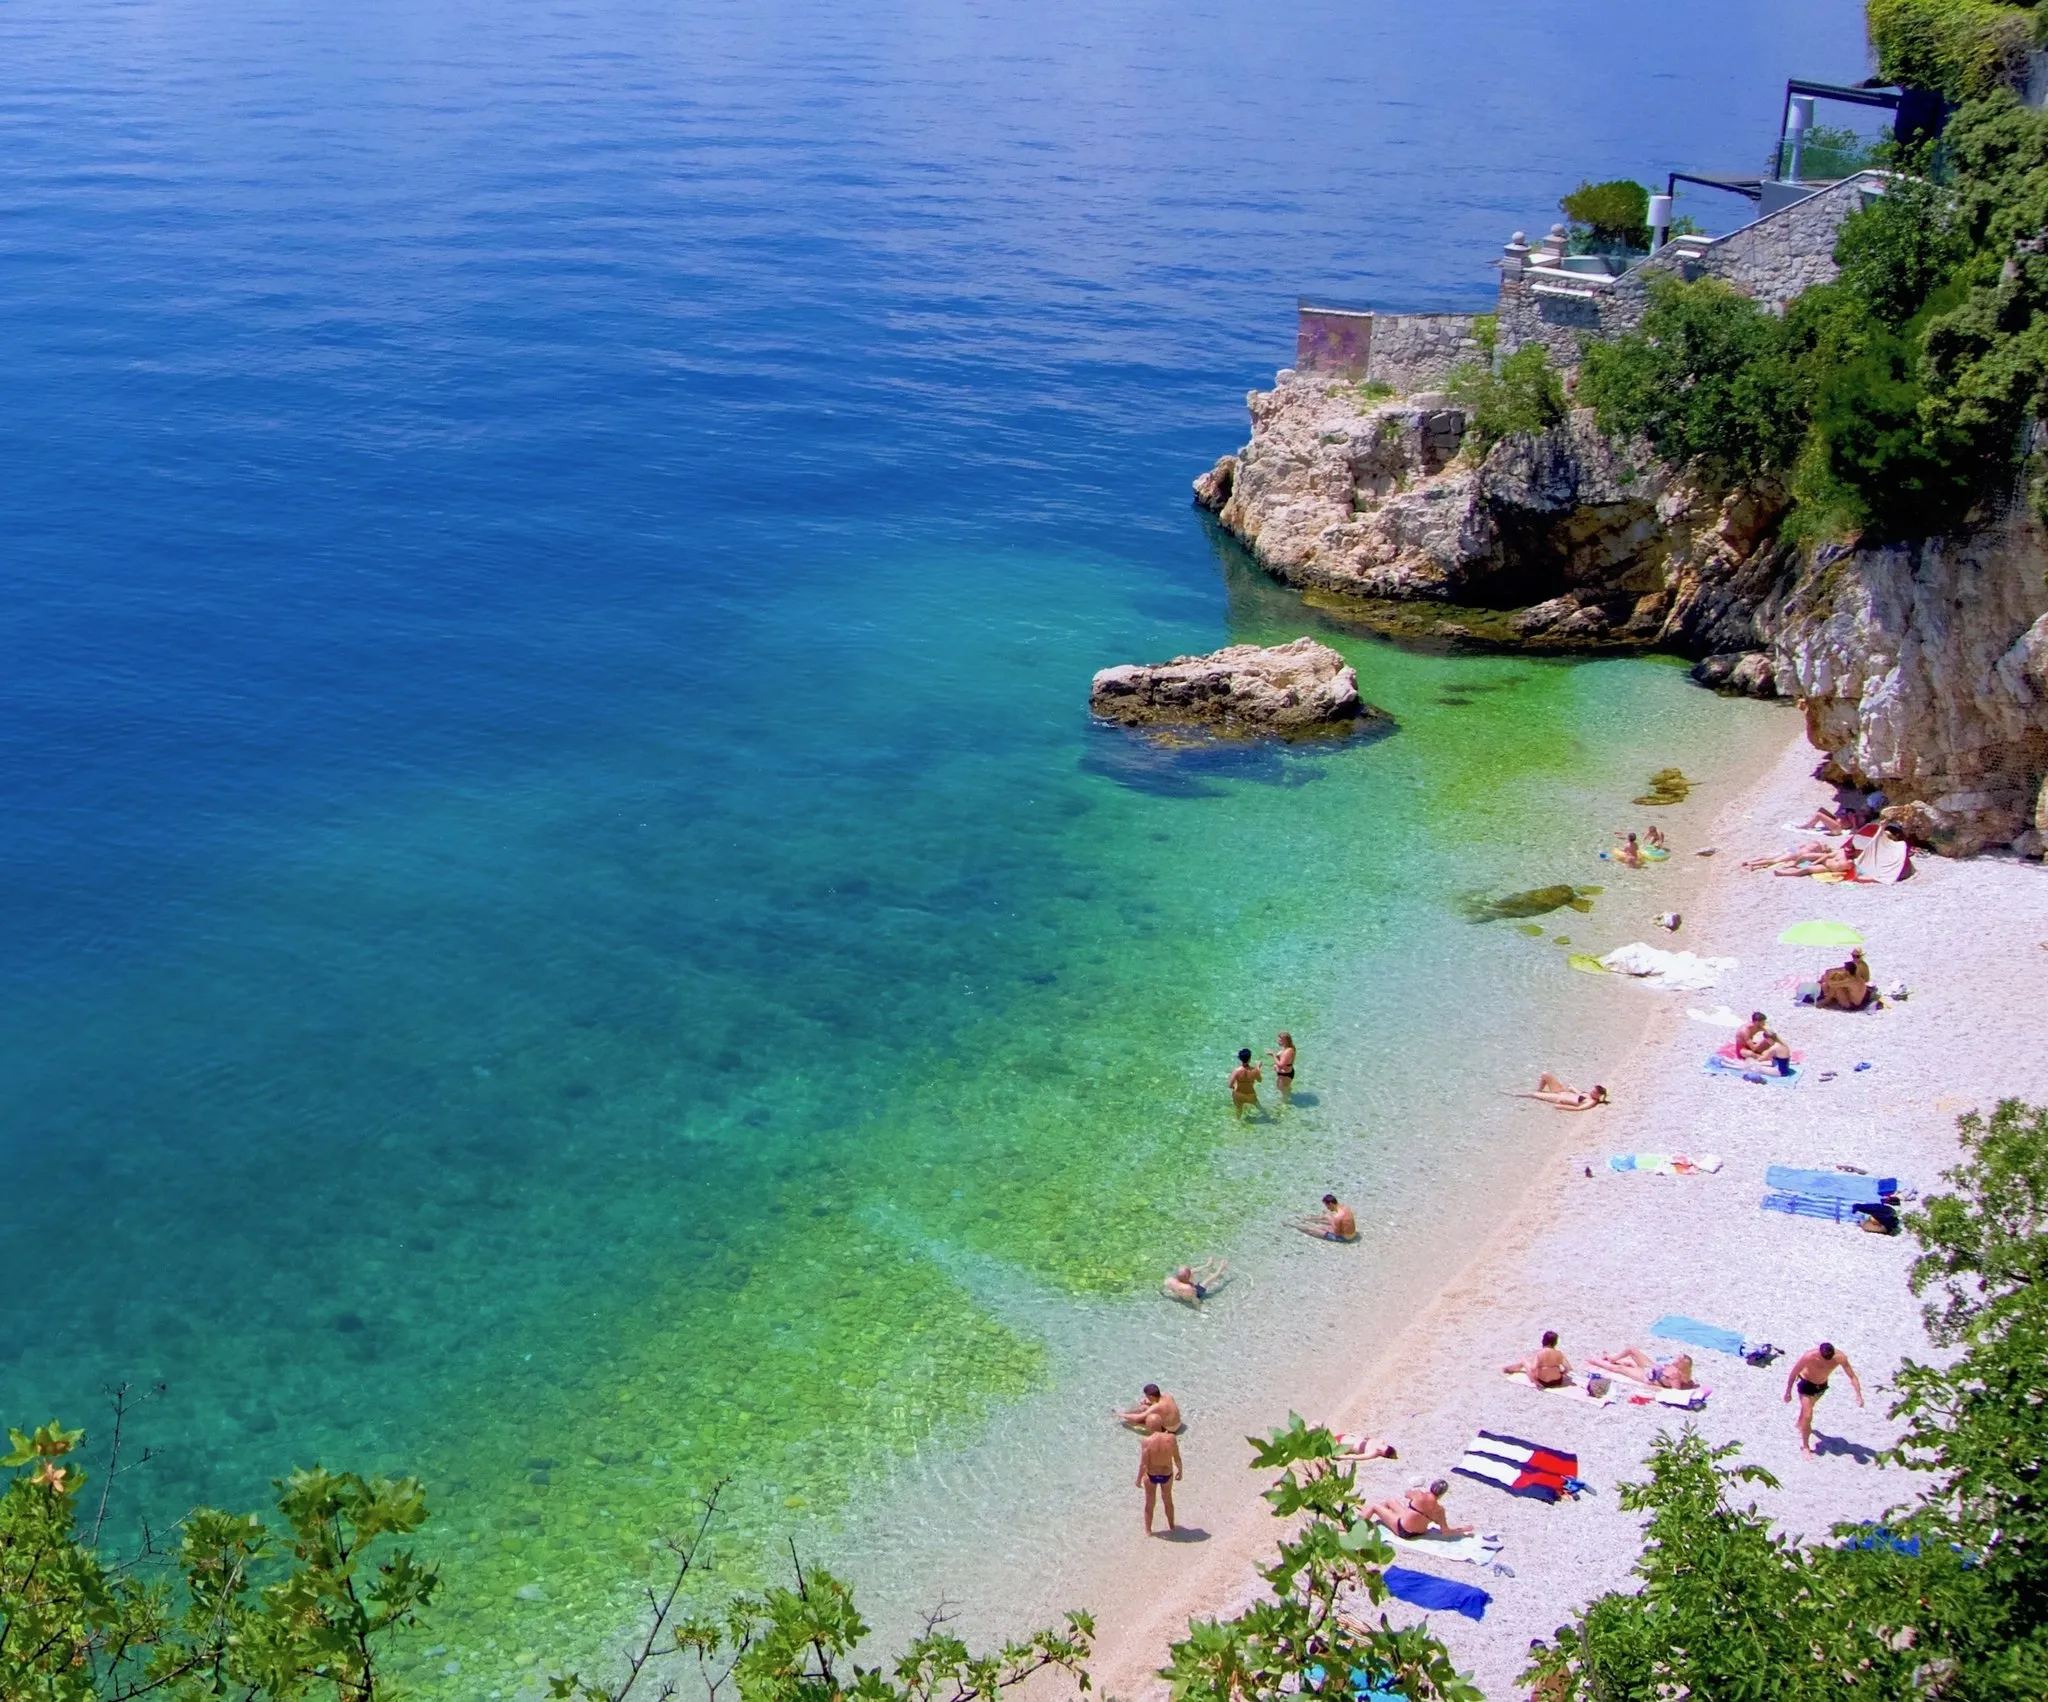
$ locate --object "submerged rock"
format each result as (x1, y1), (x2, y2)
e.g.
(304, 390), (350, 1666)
(1459, 883), (1601, 923)
(1634, 768), (1691, 806)
(1089, 637), (1383, 737)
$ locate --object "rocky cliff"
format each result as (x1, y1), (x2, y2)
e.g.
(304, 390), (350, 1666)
(1198, 369), (2048, 856)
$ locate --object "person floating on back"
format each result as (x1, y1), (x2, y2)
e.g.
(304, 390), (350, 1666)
(1504, 1330), (1572, 1388)
(1136, 1418), (1183, 1534)
(1162, 1259), (1229, 1305)
(1784, 1341), (1865, 1454)
(1290, 1193), (1357, 1242)
(1228, 1048), (1263, 1120)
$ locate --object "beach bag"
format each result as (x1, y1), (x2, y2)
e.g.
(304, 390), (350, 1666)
(1744, 1343), (1781, 1368)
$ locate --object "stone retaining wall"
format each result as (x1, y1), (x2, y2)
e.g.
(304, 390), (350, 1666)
(1296, 304), (1484, 392)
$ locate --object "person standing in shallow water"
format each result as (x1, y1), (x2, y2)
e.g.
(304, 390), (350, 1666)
(1228, 1048), (1263, 1119)
(1137, 1417), (1183, 1534)
(1266, 1032), (1296, 1103)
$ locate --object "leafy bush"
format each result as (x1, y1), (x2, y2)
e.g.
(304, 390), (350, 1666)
(1577, 275), (1805, 480)
(1160, 1415), (1478, 1702)
(1833, 171), (1970, 324)
(1446, 344), (1566, 454)
(1560, 179), (1650, 251)
(1868, 0), (2038, 101)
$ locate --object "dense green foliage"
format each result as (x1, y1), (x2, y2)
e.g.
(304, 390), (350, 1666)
(1559, 180), (1649, 251)
(1527, 1098), (2048, 1700)
(1578, 95), (2048, 542)
(1868, 0), (2038, 102)
(1159, 1416), (1477, 1702)
(1447, 344), (1566, 454)
(0, 1420), (436, 1700)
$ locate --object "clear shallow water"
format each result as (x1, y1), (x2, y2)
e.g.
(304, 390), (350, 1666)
(2, 0), (1860, 1689)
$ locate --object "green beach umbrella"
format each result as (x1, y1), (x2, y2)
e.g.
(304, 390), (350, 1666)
(1778, 920), (1864, 947)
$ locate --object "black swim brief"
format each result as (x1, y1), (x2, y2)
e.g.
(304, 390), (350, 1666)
(1796, 1377), (1828, 1400)
(1148, 1472), (1173, 1484)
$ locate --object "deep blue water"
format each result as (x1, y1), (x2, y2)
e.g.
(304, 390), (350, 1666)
(2, 0), (1866, 1685)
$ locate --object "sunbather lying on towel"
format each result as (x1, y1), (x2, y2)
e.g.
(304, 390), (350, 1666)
(1584, 1347), (1696, 1389)
(1506, 1073), (1609, 1111)
(1817, 949), (1876, 1011)
(1329, 1431), (1397, 1461)
(1742, 840), (1856, 877)
(1503, 1330), (1572, 1387)
(1365, 1479), (1472, 1538)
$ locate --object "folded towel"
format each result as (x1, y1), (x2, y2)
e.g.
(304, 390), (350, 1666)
(1651, 1315), (1748, 1357)
(1383, 1565), (1491, 1621)
(1385, 1528), (1502, 1567)
(1765, 1166), (1898, 1200)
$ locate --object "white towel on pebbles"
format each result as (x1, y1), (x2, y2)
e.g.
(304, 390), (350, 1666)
(1600, 943), (1739, 991)
(1384, 1528), (1503, 1566)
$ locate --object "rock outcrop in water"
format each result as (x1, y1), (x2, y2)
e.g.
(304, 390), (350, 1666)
(1090, 637), (1378, 736)
(1196, 369), (2048, 856)
(1194, 373), (1790, 660)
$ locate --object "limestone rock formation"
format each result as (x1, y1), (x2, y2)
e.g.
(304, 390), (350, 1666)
(1194, 371), (1790, 652)
(1772, 515), (2048, 856)
(1089, 637), (1377, 737)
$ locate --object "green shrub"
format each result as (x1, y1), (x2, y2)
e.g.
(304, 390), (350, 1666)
(1833, 172), (1969, 324)
(1560, 178), (1650, 251)
(1446, 344), (1566, 453)
(1578, 276), (1805, 480)
(1867, 0), (2038, 101)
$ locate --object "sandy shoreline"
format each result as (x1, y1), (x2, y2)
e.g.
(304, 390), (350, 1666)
(1082, 727), (2048, 1699)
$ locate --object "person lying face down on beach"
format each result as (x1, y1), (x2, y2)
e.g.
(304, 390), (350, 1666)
(1365, 1479), (1472, 1539)
(1507, 1072), (1609, 1111)
(1584, 1346), (1696, 1389)
(1817, 949), (1876, 1011)
(1162, 1259), (1229, 1306)
(1228, 1048), (1263, 1120)
(1116, 1383), (1182, 1432)
(1136, 1419), (1183, 1534)
(1504, 1330), (1572, 1387)
(1784, 1341), (1865, 1455)
(1289, 1194), (1357, 1241)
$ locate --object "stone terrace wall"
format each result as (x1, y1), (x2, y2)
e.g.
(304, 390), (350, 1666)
(1497, 171), (1889, 368)
(1296, 303), (1484, 392)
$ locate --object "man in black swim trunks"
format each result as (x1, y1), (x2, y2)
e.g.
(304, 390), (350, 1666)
(1784, 1341), (1864, 1454)
(1136, 1418), (1183, 1533)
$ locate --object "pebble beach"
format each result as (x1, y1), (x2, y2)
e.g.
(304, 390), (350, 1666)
(1084, 726), (2048, 1699)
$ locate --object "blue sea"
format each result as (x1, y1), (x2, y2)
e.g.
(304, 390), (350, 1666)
(1, 0), (1866, 1689)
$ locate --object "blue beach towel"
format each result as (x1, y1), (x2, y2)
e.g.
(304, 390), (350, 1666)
(1843, 1524), (1922, 1558)
(1762, 1191), (1868, 1223)
(1704, 1053), (1801, 1085)
(1765, 1166), (1898, 1200)
(1383, 1565), (1491, 1621)
(1651, 1314), (1748, 1357)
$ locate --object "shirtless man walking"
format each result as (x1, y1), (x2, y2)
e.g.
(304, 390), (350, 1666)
(1784, 1341), (1864, 1453)
(1228, 1048), (1263, 1120)
(1136, 1419), (1183, 1534)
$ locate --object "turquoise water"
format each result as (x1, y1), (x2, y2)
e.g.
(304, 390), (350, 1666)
(0, 0), (1861, 1689)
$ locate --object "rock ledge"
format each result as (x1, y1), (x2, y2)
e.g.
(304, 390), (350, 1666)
(1090, 637), (1379, 736)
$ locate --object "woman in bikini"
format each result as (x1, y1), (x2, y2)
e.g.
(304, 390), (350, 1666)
(1507, 1073), (1609, 1110)
(1365, 1479), (1472, 1539)
(1585, 1347), (1696, 1389)
(1266, 1033), (1297, 1102)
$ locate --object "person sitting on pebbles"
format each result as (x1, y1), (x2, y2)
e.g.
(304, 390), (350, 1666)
(1162, 1260), (1229, 1306)
(1503, 1330), (1572, 1388)
(1289, 1194), (1357, 1242)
